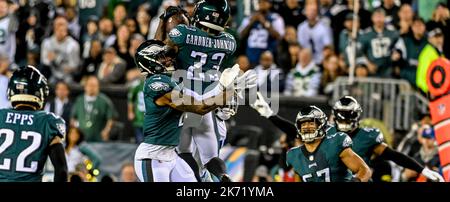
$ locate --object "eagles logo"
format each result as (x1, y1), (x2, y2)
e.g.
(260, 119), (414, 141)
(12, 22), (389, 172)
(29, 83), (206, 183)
(343, 136), (353, 147)
(169, 28), (182, 37)
(150, 82), (170, 92)
(138, 44), (165, 56)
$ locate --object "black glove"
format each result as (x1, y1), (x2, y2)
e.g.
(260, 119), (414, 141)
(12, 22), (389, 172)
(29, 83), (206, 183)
(159, 6), (186, 21)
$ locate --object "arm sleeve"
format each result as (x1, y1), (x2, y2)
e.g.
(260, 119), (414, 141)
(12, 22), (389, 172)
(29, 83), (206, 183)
(272, 14), (285, 36)
(379, 146), (424, 173)
(268, 115), (298, 140)
(48, 143), (68, 182)
(41, 39), (51, 66)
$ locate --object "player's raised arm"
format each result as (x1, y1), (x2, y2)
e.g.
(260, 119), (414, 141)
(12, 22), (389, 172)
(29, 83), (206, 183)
(340, 147), (372, 182)
(156, 65), (256, 115)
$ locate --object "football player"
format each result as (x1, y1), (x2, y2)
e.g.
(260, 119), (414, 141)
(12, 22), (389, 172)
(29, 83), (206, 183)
(133, 40), (250, 182)
(287, 106), (371, 182)
(251, 93), (445, 182)
(329, 96), (444, 182)
(0, 66), (68, 182)
(157, 0), (256, 182)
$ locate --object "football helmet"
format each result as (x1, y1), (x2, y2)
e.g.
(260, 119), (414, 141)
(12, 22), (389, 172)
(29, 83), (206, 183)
(332, 96), (363, 132)
(134, 39), (176, 76)
(7, 65), (49, 110)
(193, 0), (230, 31)
(295, 106), (327, 143)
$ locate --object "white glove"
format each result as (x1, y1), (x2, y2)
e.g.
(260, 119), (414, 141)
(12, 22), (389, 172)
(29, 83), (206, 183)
(250, 92), (274, 118)
(216, 107), (236, 121)
(219, 64), (241, 91)
(421, 167), (445, 182)
(236, 69), (257, 91)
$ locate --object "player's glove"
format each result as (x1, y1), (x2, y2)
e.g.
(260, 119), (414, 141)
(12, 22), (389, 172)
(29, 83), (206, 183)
(250, 92), (274, 118)
(216, 107), (235, 121)
(159, 6), (186, 21)
(218, 64), (241, 91)
(421, 167), (445, 182)
(235, 69), (257, 91)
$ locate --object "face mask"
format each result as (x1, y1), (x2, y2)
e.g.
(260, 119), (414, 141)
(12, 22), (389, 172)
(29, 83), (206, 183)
(336, 122), (353, 132)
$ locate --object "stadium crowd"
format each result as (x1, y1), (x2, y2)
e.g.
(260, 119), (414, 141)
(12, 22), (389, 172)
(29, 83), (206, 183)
(0, 0), (448, 182)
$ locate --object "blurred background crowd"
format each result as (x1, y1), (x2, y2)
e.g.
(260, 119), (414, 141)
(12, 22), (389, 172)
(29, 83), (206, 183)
(0, 0), (448, 182)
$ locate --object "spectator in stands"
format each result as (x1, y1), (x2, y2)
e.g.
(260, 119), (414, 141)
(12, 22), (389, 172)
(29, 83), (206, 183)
(332, 0), (372, 50)
(338, 13), (363, 67)
(136, 6), (152, 38)
(393, 17), (427, 87)
(79, 40), (103, 82)
(277, 26), (298, 74)
(297, 3), (333, 64)
(125, 17), (138, 34)
(65, 127), (101, 177)
(120, 162), (137, 182)
(379, 0), (400, 27)
(113, 4), (127, 29)
(426, 3), (450, 58)
(113, 25), (134, 70)
(129, 34), (145, 65)
(71, 76), (117, 142)
(128, 76), (145, 144)
(98, 17), (116, 48)
(237, 55), (251, 72)
(82, 16), (99, 59)
(15, 10), (45, 66)
(270, 134), (301, 182)
(278, 0), (305, 28)
(319, 0), (346, 27)
(320, 54), (345, 96)
(416, 28), (445, 94)
(66, 7), (81, 40)
(41, 16), (81, 84)
(358, 8), (399, 77)
(44, 81), (72, 130)
(397, 4), (415, 35)
(355, 62), (370, 78)
(0, 53), (10, 109)
(255, 51), (284, 93)
(284, 48), (321, 97)
(97, 47), (127, 85)
(239, 0), (285, 66)
(0, 0), (17, 64)
(402, 126), (441, 182)
(287, 43), (301, 72)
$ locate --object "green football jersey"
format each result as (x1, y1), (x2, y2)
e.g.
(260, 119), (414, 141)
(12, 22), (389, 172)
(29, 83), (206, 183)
(0, 109), (66, 182)
(168, 24), (237, 95)
(128, 79), (145, 128)
(358, 27), (399, 77)
(143, 74), (184, 146)
(328, 126), (384, 166)
(286, 132), (353, 182)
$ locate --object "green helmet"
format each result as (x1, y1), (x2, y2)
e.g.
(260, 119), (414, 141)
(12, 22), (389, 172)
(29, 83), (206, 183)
(193, 0), (230, 32)
(134, 39), (176, 77)
(295, 106), (327, 143)
(7, 65), (49, 110)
